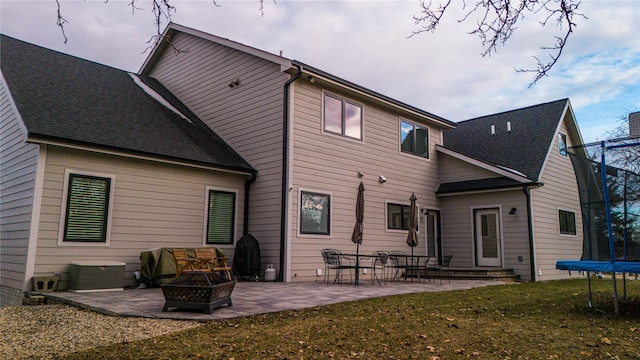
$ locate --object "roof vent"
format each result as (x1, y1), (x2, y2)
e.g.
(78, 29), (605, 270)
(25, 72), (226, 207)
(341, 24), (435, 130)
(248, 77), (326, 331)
(507, 121), (512, 133)
(630, 112), (640, 138)
(491, 124), (496, 136)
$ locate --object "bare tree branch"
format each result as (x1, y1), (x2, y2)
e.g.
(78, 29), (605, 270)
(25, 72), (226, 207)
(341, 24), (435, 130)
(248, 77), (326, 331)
(412, 0), (586, 85)
(55, 0), (68, 44)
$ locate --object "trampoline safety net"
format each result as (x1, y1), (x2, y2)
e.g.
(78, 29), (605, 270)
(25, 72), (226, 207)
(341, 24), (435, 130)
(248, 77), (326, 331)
(569, 141), (639, 262)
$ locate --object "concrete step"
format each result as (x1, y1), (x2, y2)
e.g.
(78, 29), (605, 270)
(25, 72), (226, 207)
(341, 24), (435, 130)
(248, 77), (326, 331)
(408, 267), (521, 282)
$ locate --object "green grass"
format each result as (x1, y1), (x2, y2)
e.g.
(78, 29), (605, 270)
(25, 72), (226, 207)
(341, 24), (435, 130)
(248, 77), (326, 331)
(63, 278), (639, 359)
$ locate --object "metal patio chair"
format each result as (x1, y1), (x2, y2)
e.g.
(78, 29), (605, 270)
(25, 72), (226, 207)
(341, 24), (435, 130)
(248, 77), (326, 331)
(321, 249), (353, 285)
(428, 254), (453, 285)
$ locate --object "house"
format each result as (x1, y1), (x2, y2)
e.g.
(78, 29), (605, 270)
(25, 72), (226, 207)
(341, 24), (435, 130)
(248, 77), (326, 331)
(0, 24), (586, 305)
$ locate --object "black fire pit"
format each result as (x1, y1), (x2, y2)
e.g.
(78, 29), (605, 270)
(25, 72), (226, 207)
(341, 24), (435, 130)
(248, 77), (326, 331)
(161, 272), (235, 314)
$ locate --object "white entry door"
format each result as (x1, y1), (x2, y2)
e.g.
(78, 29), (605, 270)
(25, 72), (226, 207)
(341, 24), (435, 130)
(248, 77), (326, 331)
(475, 209), (502, 267)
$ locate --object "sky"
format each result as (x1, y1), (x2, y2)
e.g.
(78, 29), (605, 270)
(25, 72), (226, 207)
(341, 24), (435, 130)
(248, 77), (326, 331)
(1, 0), (639, 143)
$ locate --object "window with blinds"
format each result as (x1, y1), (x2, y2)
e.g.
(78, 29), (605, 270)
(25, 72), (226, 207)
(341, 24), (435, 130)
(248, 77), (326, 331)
(206, 190), (236, 244)
(63, 174), (111, 242)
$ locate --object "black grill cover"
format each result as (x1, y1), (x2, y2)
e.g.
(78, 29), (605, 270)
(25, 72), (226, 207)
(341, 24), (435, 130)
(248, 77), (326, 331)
(232, 234), (261, 278)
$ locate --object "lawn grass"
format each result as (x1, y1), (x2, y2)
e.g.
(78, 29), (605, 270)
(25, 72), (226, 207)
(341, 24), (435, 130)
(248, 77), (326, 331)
(64, 278), (639, 359)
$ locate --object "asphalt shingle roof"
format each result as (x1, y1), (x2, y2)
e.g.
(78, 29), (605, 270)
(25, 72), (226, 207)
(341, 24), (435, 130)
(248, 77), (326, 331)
(443, 99), (569, 181)
(436, 177), (525, 194)
(1, 34), (254, 174)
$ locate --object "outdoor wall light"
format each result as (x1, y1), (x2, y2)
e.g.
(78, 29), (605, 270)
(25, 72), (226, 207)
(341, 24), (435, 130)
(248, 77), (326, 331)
(307, 75), (315, 83)
(379, 175), (387, 183)
(509, 207), (517, 215)
(357, 171), (364, 178)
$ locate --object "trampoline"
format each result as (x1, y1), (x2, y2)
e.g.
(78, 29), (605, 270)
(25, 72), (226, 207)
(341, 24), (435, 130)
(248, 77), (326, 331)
(556, 137), (640, 316)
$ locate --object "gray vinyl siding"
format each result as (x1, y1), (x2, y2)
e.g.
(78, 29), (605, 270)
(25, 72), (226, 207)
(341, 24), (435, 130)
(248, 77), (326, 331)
(531, 115), (583, 280)
(288, 81), (447, 281)
(439, 190), (531, 280)
(439, 153), (499, 182)
(35, 146), (246, 290)
(147, 32), (288, 271)
(0, 77), (39, 300)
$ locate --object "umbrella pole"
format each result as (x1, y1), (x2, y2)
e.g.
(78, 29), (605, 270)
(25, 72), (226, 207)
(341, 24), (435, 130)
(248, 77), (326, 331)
(356, 243), (360, 286)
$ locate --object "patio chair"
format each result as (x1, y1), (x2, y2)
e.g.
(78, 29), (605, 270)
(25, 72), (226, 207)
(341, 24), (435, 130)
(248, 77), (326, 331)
(321, 249), (353, 285)
(428, 254), (453, 285)
(387, 251), (408, 282)
(171, 248), (198, 277)
(195, 248), (232, 280)
(371, 251), (389, 284)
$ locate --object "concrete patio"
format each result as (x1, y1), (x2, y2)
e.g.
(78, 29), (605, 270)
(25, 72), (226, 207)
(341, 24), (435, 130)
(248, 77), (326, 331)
(43, 279), (506, 321)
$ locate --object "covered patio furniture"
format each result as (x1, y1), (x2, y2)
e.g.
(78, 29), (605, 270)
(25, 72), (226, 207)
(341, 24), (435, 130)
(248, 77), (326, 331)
(140, 247), (227, 287)
(232, 234), (261, 281)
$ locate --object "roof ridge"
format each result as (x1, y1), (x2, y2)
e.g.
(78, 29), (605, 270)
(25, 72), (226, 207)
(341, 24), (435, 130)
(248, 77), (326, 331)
(456, 98), (568, 124)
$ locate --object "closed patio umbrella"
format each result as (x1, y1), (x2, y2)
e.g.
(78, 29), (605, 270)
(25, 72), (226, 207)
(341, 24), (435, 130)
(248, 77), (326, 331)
(351, 181), (365, 285)
(406, 193), (418, 260)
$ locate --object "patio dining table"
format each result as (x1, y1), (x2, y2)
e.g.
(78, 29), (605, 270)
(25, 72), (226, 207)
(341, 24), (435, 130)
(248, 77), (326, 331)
(339, 253), (380, 286)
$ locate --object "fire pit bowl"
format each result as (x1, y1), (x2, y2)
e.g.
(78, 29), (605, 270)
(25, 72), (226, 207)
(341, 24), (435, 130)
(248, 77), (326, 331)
(161, 272), (235, 314)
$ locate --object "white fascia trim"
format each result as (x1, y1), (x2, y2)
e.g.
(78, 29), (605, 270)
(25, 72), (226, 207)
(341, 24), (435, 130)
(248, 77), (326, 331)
(436, 145), (531, 182)
(304, 69), (455, 130)
(26, 137), (253, 177)
(23, 145), (47, 291)
(538, 100), (587, 180)
(128, 74), (193, 124)
(140, 23), (292, 74)
(0, 70), (28, 139)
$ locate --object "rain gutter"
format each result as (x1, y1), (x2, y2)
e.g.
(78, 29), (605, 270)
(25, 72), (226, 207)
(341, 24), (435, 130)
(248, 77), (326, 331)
(523, 182), (543, 281)
(243, 172), (257, 235)
(279, 64), (303, 281)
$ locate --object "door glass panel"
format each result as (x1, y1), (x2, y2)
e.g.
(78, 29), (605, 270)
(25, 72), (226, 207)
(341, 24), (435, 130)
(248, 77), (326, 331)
(481, 214), (498, 258)
(427, 214), (436, 257)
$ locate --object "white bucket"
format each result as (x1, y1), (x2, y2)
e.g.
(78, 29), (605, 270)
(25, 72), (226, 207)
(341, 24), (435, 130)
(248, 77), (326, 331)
(265, 264), (276, 281)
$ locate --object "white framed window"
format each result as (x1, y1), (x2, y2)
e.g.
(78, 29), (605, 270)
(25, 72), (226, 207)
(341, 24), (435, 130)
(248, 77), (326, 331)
(299, 190), (331, 236)
(400, 119), (429, 158)
(386, 200), (419, 232)
(58, 170), (115, 246)
(323, 93), (363, 140)
(204, 187), (238, 245)
(558, 209), (576, 235)
(558, 133), (568, 156)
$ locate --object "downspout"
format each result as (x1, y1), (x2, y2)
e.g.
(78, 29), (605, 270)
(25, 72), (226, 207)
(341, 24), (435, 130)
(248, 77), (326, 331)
(243, 172), (257, 235)
(279, 64), (303, 281)
(523, 184), (538, 281)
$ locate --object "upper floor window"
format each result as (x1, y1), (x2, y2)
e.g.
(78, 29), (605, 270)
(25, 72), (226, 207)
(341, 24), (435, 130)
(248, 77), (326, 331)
(206, 189), (236, 245)
(300, 191), (331, 235)
(60, 172), (114, 244)
(400, 120), (429, 158)
(558, 209), (576, 235)
(324, 93), (362, 140)
(558, 133), (567, 156)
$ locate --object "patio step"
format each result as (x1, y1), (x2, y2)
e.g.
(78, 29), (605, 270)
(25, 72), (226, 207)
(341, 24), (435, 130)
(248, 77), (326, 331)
(408, 267), (521, 282)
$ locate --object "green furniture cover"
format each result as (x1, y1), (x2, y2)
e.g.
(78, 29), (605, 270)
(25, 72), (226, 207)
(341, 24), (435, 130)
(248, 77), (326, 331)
(140, 247), (225, 287)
